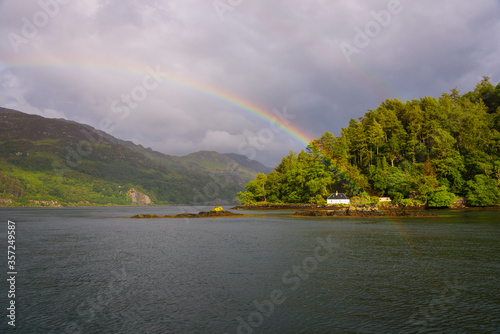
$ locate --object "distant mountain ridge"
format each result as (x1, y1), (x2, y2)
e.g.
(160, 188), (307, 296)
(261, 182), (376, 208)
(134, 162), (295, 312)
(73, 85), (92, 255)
(0, 107), (271, 206)
(223, 153), (273, 174)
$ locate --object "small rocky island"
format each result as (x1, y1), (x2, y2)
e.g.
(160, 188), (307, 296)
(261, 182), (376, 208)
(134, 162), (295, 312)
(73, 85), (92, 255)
(130, 206), (245, 219)
(293, 205), (436, 217)
(232, 203), (437, 217)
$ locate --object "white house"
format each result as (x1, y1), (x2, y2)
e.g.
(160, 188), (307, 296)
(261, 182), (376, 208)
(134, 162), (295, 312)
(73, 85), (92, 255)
(327, 191), (350, 205)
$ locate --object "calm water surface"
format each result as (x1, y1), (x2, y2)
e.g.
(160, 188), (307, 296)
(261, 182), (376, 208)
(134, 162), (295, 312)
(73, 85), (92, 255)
(0, 207), (499, 333)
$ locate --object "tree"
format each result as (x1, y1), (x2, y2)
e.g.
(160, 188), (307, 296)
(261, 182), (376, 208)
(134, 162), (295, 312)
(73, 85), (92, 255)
(264, 170), (283, 203)
(245, 173), (267, 202)
(361, 112), (385, 164)
(427, 186), (457, 208)
(0, 172), (24, 198)
(342, 118), (368, 167)
(389, 191), (404, 205)
(465, 175), (500, 207)
(465, 76), (500, 114)
(239, 79), (500, 206)
(236, 191), (256, 205)
(312, 131), (349, 167)
(385, 167), (411, 198)
(368, 165), (388, 196)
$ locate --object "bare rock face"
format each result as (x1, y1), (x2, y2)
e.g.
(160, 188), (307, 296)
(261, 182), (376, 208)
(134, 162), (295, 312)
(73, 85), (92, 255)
(127, 189), (152, 205)
(451, 198), (467, 208)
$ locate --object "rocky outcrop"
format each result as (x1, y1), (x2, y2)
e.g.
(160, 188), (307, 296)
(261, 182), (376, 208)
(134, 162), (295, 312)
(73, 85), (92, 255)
(127, 189), (152, 205)
(294, 205), (437, 217)
(378, 203), (426, 210)
(451, 198), (467, 209)
(69, 201), (91, 205)
(130, 207), (245, 219)
(29, 200), (62, 207)
(232, 203), (332, 210)
(0, 199), (13, 204)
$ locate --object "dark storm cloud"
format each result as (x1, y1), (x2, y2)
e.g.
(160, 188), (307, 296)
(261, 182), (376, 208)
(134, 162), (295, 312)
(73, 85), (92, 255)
(0, 0), (499, 165)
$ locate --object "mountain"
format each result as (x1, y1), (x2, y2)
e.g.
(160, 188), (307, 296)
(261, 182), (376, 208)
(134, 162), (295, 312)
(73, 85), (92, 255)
(223, 153), (273, 174)
(0, 108), (271, 206)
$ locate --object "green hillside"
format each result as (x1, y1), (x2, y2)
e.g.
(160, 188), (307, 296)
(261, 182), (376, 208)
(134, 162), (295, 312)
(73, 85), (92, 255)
(0, 108), (268, 206)
(239, 77), (500, 207)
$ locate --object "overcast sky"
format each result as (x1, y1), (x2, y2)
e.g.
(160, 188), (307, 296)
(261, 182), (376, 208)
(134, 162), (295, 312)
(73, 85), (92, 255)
(1, 0), (499, 166)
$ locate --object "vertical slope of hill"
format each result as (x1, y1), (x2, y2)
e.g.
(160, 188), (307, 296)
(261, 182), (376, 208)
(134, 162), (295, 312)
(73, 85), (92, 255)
(0, 108), (270, 206)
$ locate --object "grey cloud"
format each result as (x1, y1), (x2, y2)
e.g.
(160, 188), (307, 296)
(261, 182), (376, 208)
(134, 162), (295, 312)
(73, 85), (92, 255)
(0, 0), (499, 166)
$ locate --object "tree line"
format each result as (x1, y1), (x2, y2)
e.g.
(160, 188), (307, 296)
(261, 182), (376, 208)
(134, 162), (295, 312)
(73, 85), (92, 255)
(238, 77), (500, 207)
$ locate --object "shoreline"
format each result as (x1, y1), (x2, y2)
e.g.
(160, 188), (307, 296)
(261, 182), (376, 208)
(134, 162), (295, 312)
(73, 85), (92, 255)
(292, 210), (437, 218)
(232, 203), (500, 212)
(0, 203), (237, 209)
(1, 203), (500, 211)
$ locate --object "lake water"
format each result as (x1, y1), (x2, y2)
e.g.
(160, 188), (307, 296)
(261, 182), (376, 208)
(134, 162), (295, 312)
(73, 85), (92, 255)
(0, 206), (499, 333)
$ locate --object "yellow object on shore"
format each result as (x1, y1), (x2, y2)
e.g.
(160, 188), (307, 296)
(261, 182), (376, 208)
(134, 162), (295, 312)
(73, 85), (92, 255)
(211, 206), (225, 212)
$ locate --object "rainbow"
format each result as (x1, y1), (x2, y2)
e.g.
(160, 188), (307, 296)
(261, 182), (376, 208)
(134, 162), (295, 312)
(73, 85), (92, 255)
(3, 59), (314, 147)
(0, 58), (377, 195)
(1, 1), (407, 146)
(2, 57), (399, 148)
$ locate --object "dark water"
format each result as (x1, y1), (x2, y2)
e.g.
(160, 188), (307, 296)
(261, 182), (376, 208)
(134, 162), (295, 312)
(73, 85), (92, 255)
(0, 207), (499, 333)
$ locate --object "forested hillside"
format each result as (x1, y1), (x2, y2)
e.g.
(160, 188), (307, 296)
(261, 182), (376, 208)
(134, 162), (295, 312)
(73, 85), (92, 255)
(239, 77), (500, 207)
(0, 109), (268, 206)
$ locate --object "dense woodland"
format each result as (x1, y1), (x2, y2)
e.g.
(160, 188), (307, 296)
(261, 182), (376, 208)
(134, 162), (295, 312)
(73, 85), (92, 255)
(238, 77), (500, 207)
